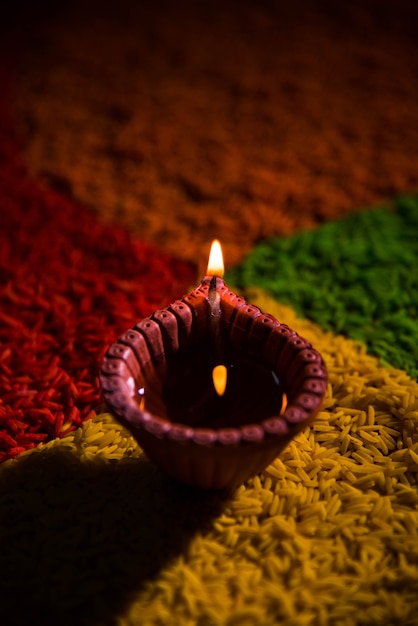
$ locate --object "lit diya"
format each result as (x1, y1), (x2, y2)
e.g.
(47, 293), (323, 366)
(100, 241), (327, 489)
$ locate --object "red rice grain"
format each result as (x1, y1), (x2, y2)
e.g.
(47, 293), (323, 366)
(0, 64), (196, 462)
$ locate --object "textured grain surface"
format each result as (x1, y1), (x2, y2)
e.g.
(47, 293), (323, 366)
(9, 0), (418, 267)
(227, 196), (418, 378)
(1, 300), (417, 626)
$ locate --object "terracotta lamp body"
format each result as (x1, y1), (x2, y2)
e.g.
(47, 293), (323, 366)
(100, 276), (327, 489)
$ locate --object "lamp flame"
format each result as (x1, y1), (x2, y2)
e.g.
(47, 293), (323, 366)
(207, 239), (224, 277)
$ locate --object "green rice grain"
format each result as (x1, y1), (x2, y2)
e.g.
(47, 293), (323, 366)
(226, 195), (418, 379)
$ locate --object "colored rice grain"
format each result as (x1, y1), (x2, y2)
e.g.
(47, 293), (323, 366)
(1, 296), (417, 625)
(226, 196), (418, 379)
(0, 81), (195, 463)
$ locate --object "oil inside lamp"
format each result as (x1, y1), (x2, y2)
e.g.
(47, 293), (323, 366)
(212, 364), (227, 397)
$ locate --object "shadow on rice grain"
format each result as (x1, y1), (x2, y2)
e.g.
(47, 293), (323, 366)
(0, 447), (230, 626)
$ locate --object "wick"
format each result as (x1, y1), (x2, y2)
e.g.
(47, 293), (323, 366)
(207, 275), (224, 364)
(208, 275), (221, 317)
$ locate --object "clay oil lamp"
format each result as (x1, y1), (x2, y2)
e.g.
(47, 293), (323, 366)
(100, 241), (327, 489)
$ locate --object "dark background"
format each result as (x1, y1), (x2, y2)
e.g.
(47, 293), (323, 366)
(2, 0), (418, 269)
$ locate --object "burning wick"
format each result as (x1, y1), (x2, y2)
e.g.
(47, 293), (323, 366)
(207, 240), (227, 396)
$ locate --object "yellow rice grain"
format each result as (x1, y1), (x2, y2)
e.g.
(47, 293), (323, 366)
(268, 494), (279, 516)
(2, 295), (418, 626)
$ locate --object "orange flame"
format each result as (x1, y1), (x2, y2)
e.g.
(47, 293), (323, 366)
(207, 239), (224, 277)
